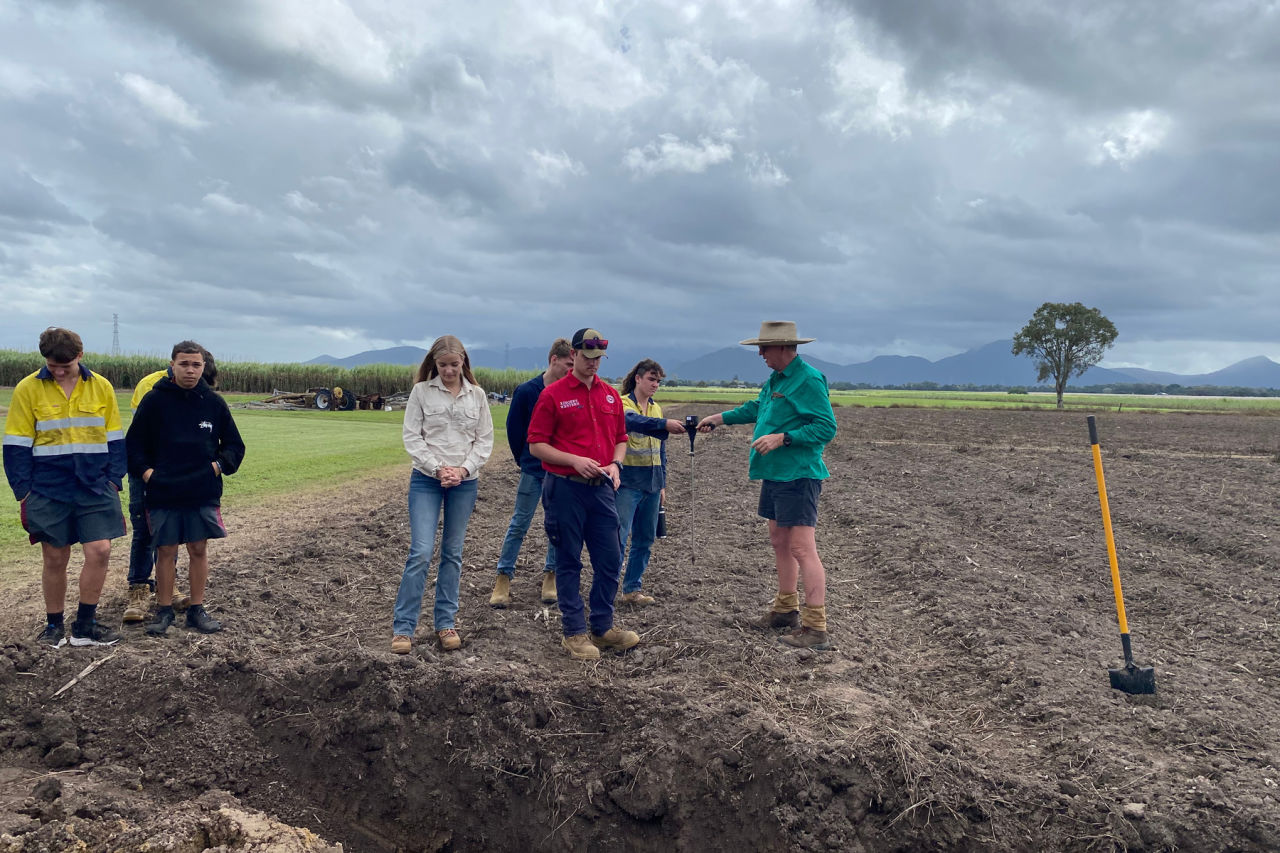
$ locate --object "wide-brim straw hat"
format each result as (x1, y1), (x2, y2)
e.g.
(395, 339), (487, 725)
(739, 321), (816, 346)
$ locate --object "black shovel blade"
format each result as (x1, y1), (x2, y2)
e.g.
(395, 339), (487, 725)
(1109, 663), (1156, 695)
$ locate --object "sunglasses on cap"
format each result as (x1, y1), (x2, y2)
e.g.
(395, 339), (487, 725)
(579, 338), (608, 351)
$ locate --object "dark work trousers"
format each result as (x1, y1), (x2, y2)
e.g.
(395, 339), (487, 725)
(541, 474), (623, 637)
(126, 473), (155, 589)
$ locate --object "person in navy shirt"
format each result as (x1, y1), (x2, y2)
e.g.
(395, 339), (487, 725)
(488, 338), (573, 609)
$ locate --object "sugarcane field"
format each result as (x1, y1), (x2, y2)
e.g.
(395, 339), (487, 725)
(0, 404), (1275, 852)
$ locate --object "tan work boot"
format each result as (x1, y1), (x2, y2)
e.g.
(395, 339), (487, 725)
(778, 627), (832, 651)
(391, 635), (411, 654)
(750, 590), (800, 631)
(590, 627), (640, 652)
(562, 633), (601, 661)
(122, 583), (152, 623)
(620, 591), (656, 606)
(489, 574), (511, 608)
(779, 605), (832, 650)
(750, 609), (799, 631)
(437, 629), (461, 651)
(540, 571), (558, 604)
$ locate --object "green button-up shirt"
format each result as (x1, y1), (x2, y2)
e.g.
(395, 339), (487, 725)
(721, 355), (837, 482)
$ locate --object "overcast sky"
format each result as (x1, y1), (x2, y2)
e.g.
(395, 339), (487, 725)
(1, 0), (1277, 372)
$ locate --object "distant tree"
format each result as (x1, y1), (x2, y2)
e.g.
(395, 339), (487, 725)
(1012, 302), (1118, 409)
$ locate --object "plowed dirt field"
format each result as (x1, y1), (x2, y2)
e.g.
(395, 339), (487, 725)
(1, 406), (1278, 852)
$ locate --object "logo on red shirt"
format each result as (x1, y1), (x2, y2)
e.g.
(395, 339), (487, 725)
(559, 399), (582, 410)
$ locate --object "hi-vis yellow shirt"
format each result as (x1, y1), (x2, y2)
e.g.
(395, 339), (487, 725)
(131, 369), (167, 411)
(620, 394), (670, 493)
(2, 365), (126, 501)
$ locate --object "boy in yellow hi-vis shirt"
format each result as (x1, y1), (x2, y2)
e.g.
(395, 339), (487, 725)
(3, 327), (127, 647)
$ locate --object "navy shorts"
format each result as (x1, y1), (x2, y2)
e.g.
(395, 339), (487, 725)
(757, 478), (822, 527)
(147, 505), (227, 547)
(21, 490), (126, 548)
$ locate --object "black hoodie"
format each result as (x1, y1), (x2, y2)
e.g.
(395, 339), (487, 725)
(125, 376), (245, 509)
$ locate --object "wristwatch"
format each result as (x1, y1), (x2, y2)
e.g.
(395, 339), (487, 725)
(782, 432), (793, 447)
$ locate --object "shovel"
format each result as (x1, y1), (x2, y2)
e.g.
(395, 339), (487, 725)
(1087, 416), (1157, 695)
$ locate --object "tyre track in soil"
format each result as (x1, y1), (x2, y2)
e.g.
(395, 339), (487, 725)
(0, 406), (1278, 851)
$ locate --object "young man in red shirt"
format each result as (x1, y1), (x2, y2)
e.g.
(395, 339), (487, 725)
(527, 328), (641, 661)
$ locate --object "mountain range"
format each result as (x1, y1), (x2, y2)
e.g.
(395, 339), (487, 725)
(306, 340), (1280, 390)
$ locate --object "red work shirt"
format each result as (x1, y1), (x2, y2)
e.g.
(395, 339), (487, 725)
(526, 374), (628, 476)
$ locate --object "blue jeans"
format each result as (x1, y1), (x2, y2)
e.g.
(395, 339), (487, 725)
(495, 471), (554, 576)
(541, 475), (622, 637)
(126, 473), (155, 589)
(615, 486), (660, 594)
(392, 471), (479, 635)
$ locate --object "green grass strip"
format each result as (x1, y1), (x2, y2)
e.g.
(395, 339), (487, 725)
(0, 393), (510, 579)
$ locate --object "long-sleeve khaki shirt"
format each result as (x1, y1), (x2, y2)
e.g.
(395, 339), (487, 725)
(402, 376), (494, 480)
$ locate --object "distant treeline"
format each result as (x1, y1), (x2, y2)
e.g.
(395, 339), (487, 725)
(662, 376), (1280, 397)
(0, 351), (538, 397)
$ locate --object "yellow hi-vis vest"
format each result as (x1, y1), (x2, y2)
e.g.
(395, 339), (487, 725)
(621, 394), (663, 469)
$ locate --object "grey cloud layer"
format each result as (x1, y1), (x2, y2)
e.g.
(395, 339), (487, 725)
(0, 0), (1275, 371)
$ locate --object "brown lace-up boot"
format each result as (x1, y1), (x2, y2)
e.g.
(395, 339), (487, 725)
(750, 590), (800, 631)
(779, 605), (832, 651)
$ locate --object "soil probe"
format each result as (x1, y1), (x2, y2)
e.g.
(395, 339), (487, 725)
(684, 415), (702, 566)
(1087, 416), (1157, 695)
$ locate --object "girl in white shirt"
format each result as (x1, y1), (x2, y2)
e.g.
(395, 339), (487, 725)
(391, 335), (494, 653)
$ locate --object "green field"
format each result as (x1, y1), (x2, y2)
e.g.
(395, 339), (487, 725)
(0, 390), (510, 580)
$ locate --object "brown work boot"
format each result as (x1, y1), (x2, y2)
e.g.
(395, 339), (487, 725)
(562, 633), (601, 661)
(391, 635), (411, 655)
(750, 609), (800, 631)
(122, 583), (152, 623)
(778, 627), (833, 651)
(437, 629), (461, 651)
(489, 574), (511, 608)
(540, 571), (558, 604)
(590, 627), (640, 652)
(620, 591), (656, 606)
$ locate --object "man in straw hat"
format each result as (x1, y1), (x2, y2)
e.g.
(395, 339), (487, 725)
(698, 321), (837, 650)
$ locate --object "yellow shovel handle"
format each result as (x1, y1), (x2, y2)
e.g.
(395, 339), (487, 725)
(1089, 417), (1129, 635)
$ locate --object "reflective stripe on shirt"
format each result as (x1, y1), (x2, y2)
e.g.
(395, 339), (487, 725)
(32, 443), (111, 456)
(36, 416), (106, 431)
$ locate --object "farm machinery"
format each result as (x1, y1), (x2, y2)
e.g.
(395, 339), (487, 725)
(256, 387), (390, 411)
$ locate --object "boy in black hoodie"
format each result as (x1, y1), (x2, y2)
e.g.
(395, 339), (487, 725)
(126, 341), (245, 635)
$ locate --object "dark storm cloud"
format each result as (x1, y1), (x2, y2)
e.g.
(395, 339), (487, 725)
(0, 169), (85, 234)
(94, 201), (355, 259)
(838, 0), (1280, 109)
(1075, 144), (1280, 234)
(384, 139), (510, 215)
